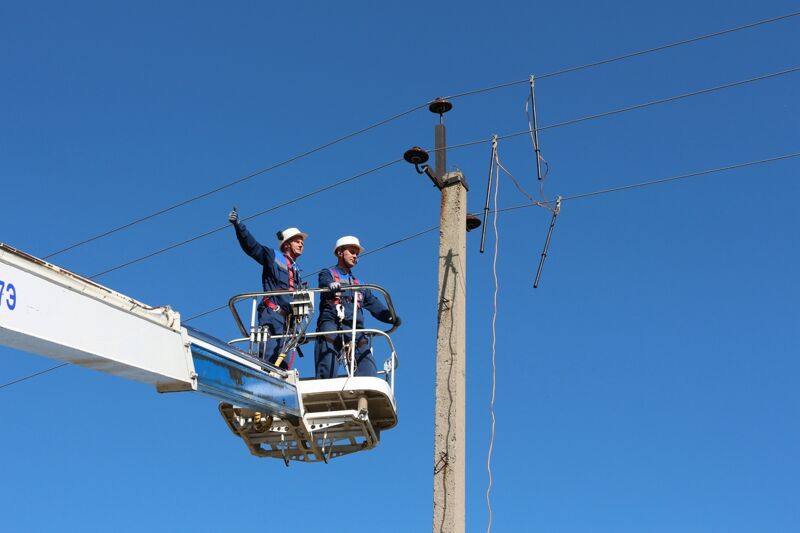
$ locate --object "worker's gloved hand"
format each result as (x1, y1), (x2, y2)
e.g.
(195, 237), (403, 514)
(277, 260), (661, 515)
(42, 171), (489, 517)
(328, 282), (341, 291)
(392, 316), (402, 327)
(228, 210), (239, 225)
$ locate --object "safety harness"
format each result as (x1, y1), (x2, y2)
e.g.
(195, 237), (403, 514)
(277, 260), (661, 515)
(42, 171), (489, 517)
(262, 253), (300, 369)
(331, 267), (361, 323)
(328, 268), (370, 372)
(262, 254), (298, 316)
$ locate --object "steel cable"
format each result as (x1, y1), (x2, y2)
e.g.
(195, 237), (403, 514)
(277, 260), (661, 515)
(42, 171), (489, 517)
(6, 150), (796, 390)
(40, 11), (800, 260)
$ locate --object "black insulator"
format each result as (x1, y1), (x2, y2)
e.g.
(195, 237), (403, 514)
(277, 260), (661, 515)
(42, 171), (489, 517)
(428, 98), (453, 115)
(403, 146), (430, 165)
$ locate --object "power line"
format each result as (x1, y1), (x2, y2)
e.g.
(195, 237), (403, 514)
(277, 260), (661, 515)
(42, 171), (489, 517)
(560, 151), (800, 202)
(192, 224), (438, 318)
(0, 363), (69, 390)
(493, 151), (800, 215)
(43, 108), (425, 261)
(444, 66), (800, 152)
(114, 150), (800, 324)
(3, 149), (797, 391)
(0, 226), (441, 390)
(85, 65), (797, 280)
(40, 11), (799, 260)
(443, 10), (800, 100)
(89, 159), (402, 278)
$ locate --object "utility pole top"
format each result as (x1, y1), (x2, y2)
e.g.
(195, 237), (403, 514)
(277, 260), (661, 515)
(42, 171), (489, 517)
(401, 100), (468, 532)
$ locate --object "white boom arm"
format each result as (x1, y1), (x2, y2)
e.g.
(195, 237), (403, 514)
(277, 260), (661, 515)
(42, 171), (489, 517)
(0, 242), (398, 463)
(0, 243), (196, 392)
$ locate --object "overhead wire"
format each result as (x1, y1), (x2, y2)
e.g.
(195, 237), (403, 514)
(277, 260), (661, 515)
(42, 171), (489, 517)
(442, 66), (800, 153)
(442, 10), (800, 100)
(39, 11), (800, 260)
(43, 107), (425, 260)
(0, 226), (441, 389)
(6, 150), (796, 390)
(493, 137), (540, 207)
(6, 12), (800, 389)
(181, 225), (441, 322)
(89, 159), (402, 278)
(491, 150), (800, 214)
(177, 225), (442, 322)
(0, 363), (69, 390)
(83, 65), (797, 280)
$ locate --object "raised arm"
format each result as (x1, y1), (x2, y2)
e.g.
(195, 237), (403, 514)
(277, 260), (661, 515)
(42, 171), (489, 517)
(229, 210), (274, 266)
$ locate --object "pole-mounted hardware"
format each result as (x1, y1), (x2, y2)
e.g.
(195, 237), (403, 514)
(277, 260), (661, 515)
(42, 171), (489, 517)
(533, 196), (562, 288)
(479, 135), (499, 253)
(403, 97), (464, 191)
(403, 147), (467, 190)
(466, 214), (482, 232)
(528, 75), (545, 181)
(429, 97), (453, 123)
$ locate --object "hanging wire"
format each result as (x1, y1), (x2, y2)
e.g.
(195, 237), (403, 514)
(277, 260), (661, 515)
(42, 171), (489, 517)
(492, 138), (556, 221)
(486, 150), (501, 533)
(493, 139), (542, 208)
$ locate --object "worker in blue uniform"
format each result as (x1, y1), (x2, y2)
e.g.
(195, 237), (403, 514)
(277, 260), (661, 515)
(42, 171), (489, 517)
(315, 236), (400, 379)
(229, 209), (307, 369)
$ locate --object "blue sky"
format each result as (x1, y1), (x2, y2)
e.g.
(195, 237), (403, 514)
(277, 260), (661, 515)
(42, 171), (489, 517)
(1, 1), (798, 531)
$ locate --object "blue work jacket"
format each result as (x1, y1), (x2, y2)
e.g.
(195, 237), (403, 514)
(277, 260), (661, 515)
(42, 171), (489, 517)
(317, 266), (392, 329)
(233, 221), (302, 314)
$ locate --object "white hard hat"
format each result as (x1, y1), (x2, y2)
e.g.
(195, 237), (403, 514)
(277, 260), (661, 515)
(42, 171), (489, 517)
(276, 227), (308, 247)
(333, 235), (364, 256)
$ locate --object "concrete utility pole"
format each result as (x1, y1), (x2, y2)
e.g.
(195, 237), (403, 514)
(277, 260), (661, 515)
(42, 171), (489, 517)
(403, 99), (472, 533)
(430, 101), (467, 533)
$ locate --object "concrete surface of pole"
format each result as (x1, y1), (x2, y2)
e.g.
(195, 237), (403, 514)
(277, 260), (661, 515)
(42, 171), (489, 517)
(432, 118), (467, 533)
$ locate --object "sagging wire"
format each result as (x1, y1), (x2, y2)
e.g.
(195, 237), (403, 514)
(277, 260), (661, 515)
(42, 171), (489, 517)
(480, 137), (553, 253)
(495, 142), (537, 205)
(486, 142), (501, 533)
(480, 135), (559, 286)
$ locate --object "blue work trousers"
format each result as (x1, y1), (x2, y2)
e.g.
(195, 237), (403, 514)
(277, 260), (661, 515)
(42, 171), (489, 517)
(314, 320), (376, 379)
